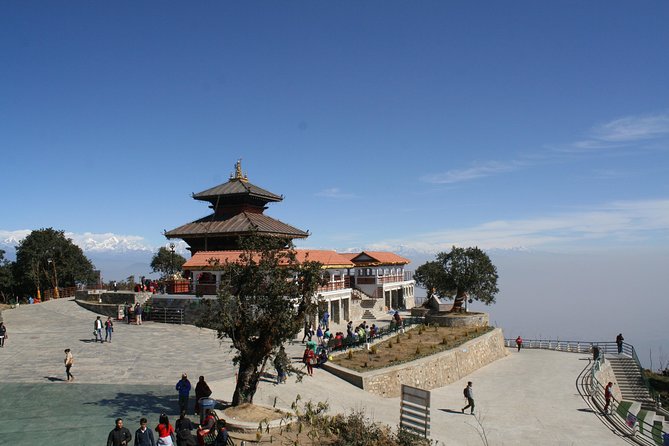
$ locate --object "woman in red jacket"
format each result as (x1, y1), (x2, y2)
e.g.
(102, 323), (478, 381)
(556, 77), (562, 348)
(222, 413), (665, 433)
(303, 347), (315, 376)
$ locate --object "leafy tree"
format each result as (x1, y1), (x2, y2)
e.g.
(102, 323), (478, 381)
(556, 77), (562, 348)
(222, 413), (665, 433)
(0, 250), (16, 303)
(414, 246), (499, 312)
(150, 246), (186, 278)
(14, 228), (96, 296)
(413, 261), (447, 299)
(198, 235), (326, 405)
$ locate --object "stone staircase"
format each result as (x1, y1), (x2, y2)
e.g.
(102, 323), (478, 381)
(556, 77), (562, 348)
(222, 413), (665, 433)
(608, 355), (654, 404)
(360, 298), (380, 320)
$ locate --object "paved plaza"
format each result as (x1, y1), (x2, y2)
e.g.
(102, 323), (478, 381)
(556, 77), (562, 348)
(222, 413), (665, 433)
(0, 298), (632, 445)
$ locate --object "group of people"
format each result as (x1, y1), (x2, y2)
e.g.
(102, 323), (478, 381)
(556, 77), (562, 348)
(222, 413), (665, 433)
(125, 302), (146, 325)
(106, 411), (229, 446)
(175, 374), (213, 416)
(93, 316), (116, 343)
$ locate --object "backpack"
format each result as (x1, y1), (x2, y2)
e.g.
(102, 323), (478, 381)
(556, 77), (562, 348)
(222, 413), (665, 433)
(463, 387), (469, 398)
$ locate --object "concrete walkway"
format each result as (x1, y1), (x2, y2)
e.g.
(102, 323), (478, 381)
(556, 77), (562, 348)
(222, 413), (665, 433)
(0, 299), (632, 445)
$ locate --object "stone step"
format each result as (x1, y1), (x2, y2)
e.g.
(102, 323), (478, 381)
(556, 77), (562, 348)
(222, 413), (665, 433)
(362, 310), (377, 320)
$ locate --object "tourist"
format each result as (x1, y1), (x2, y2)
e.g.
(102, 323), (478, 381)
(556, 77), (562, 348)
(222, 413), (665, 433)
(303, 346), (315, 376)
(316, 325), (323, 344)
(213, 419), (229, 446)
(94, 316), (103, 343)
(197, 409), (216, 445)
(334, 332), (343, 349)
(321, 310), (330, 329)
(195, 376), (212, 414)
(125, 302), (132, 324)
(176, 373), (192, 414)
(0, 322), (7, 347)
(370, 324), (377, 339)
(64, 348), (74, 382)
(134, 417), (155, 446)
(616, 333), (624, 354)
(107, 418), (132, 446)
(301, 320), (312, 343)
(175, 410), (197, 446)
(603, 382), (614, 414)
(393, 311), (402, 331)
(306, 336), (317, 353)
(105, 317), (114, 343)
(155, 413), (175, 446)
(273, 346), (289, 384)
(515, 336), (523, 352)
(135, 303), (143, 325)
(462, 381), (475, 415)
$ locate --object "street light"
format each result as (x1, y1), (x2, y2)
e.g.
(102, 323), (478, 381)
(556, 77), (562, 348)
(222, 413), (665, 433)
(169, 243), (176, 277)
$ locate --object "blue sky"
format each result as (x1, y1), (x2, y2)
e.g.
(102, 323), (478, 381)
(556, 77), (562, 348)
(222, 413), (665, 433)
(2, 1), (668, 255)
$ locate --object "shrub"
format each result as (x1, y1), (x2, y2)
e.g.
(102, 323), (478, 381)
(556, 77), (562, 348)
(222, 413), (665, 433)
(347, 350), (353, 360)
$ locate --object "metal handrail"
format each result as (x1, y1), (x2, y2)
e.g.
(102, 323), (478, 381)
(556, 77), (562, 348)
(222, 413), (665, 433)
(590, 357), (667, 446)
(506, 339), (660, 404)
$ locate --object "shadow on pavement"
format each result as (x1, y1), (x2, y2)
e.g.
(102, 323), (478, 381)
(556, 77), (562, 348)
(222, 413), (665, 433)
(439, 408), (467, 415)
(84, 391), (176, 418)
(44, 376), (66, 382)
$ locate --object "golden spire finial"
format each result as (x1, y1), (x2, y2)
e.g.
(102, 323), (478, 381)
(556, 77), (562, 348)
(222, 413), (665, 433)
(231, 159), (248, 182)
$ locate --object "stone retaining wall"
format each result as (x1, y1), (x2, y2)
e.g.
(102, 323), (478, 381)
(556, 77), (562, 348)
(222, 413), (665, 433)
(322, 327), (507, 398)
(425, 312), (488, 328)
(594, 357), (623, 401)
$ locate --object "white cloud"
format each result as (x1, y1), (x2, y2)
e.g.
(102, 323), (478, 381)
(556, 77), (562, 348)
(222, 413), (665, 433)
(563, 113), (669, 152)
(421, 161), (523, 184)
(315, 188), (357, 199)
(364, 198), (669, 254)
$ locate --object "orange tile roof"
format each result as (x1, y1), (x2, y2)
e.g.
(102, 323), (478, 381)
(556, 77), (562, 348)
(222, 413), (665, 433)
(347, 251), (411, 266)
(183, 249), (355, 270)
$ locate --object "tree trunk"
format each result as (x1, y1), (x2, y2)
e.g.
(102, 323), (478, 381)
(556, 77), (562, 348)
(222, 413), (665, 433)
(232, 359), (261, 406)
(451, 289), (467, 312)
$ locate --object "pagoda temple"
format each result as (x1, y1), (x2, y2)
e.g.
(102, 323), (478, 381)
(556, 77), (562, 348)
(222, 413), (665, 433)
(165, 160), (309, 254)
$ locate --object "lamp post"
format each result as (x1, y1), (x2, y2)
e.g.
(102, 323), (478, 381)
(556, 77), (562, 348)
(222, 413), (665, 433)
(169, 243), (176, 277)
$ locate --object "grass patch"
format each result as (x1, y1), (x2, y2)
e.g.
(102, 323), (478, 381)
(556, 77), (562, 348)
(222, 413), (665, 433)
(332, 325), (494, 372)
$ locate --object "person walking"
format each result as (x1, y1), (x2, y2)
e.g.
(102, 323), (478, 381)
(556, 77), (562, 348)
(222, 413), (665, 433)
(64, 348), (75, 381)
(125, 302), (132, 324)
(603, 382), (614, 414)
(107, 418), (132, 446)
(616, 333), (624, 354)
(94, 316), (103, 343)
(0, 322), (7, 347)
(194, 376), (212, 415)
(462, 381), (475, 415)
(303, 346), (315, 376)
(155, 414), (175, 446)
(321, 310), (330, 330)
(176, 373), (192, 414)
(134, 417), (155, 446)
(105, 317), (114, 343)
(274, 346), (289, 384)
(515, 336), (523, 352)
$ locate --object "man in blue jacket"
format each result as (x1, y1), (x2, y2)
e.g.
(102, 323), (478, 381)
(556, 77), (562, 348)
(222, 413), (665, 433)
(176, 373), (192, 414)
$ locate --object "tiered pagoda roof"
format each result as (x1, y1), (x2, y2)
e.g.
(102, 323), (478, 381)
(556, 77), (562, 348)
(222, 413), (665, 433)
(165, 160), (308, 254)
